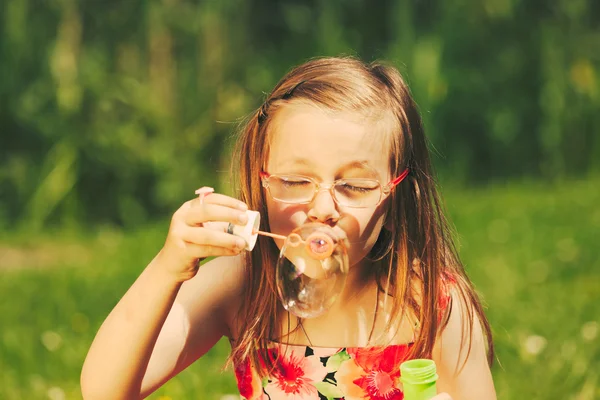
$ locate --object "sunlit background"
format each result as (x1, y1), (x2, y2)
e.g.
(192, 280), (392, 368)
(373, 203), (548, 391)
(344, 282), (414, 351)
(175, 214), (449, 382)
(1, 1), (598, 399)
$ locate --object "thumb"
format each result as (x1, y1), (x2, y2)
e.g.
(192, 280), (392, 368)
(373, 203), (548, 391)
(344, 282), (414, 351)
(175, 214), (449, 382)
(431, 393), (453, 400)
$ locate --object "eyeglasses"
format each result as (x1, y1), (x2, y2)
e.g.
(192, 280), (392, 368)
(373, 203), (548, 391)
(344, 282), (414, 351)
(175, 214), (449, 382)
(260, 169), (409, 208)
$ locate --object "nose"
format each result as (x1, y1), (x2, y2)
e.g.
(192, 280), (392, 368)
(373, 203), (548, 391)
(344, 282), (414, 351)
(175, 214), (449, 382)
(307, 187), (340, 225)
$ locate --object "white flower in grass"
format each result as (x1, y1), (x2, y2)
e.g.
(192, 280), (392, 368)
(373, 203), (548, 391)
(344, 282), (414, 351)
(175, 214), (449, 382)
(556, 237), (579, 262)
(524, 335), (547, 356)
(41, 331), (62, 352)
(47, 386), (65, 400)
(581, 321), (598, 342)
(29, 374), (46, 393)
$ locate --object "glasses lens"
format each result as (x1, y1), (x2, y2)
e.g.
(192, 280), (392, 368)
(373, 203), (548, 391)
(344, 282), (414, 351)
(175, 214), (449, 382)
(334, 179), (381, 207)
(269, 175), (316, 203)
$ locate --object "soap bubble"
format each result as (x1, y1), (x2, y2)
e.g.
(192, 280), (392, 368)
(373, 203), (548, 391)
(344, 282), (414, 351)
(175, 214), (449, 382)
(276, 223), (349, 318)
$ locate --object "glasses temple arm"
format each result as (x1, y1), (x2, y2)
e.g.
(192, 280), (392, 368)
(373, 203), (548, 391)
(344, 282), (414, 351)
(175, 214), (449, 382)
(386, 168), (410, 190)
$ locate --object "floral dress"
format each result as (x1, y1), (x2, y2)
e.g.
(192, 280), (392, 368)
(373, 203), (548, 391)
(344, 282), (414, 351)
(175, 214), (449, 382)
(234, 341), (414, 400)
(234, 274), (454, 399)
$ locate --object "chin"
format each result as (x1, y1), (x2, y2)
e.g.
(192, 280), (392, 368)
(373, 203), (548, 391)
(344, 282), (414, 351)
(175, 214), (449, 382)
(347, 247), (374, 268)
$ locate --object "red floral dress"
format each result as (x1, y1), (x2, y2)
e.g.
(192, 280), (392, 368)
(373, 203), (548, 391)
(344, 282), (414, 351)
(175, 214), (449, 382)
(234, 274), (455, 400)
(234, 342), (413, 400)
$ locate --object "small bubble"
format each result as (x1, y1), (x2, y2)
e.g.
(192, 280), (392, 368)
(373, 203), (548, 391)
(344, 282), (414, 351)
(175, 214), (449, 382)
(523, 335), (547, 355)
(488, 219), (510, 244)
(310, 238), (329, 254)
(47, 386), (65, 400)
(41, 331), (62, 352)
(581, 321), (598, 342)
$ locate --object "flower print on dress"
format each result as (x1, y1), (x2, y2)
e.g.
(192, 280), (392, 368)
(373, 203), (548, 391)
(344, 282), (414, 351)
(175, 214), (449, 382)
(263, 344), (329, 400)
(234, 356), (268, 400)
(335, 345), (411, 400)
(311, 346), (342, 359)
(437, 271), (456, 323)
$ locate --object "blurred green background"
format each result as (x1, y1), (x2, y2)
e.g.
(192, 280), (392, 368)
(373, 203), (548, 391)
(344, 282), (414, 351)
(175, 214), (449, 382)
(1, 0), (598, 399)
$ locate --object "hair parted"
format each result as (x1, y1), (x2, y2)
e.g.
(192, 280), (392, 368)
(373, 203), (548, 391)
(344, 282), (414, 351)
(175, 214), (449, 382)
(228, 56), (493, 377)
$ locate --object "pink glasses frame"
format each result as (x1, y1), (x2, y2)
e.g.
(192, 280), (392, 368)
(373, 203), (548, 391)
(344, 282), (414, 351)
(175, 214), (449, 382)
(259, 168), (410, 206)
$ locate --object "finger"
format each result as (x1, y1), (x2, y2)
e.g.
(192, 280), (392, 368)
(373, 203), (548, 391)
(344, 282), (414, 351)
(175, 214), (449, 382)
(181, 225), (246, 249)
(432, 393), (453, 400)
(185, 202), (250, 226)
(191, 192), (248, 211)
(195, 187), (214, 205)
(186, 243), (243, 258)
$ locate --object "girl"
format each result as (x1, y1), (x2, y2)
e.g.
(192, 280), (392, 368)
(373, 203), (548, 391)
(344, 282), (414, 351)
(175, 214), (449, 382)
(81, 57), (496, 400)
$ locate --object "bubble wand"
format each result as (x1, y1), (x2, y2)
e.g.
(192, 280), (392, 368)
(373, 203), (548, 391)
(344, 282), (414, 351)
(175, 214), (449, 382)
(252, 229), (335, 260)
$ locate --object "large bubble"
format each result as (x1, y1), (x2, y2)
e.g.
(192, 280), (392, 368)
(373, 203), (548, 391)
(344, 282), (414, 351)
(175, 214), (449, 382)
(276, 223), (349, 318)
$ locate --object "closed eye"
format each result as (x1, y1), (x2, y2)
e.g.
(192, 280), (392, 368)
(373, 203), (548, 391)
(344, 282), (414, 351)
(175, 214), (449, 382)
(339, 184), (375, 193)
(282, 180), (311, 187)
(337, 179), (379, 193)
(278, 176), (313, 187)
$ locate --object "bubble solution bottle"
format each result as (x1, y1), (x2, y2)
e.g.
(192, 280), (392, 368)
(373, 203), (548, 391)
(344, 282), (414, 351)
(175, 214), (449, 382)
(400, 359), (439, 400)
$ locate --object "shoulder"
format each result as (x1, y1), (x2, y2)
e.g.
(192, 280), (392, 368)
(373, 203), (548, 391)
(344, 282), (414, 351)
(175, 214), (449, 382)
(432, 286), (496, 400)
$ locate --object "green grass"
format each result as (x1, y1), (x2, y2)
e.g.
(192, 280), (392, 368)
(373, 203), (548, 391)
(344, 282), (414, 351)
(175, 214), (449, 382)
(0, 178), (598, 399)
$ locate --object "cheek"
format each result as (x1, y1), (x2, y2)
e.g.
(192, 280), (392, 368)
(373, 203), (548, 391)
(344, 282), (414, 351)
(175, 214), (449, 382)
(361, 214), (386, 245)
(341, 205), (387, 266)
(265, 197), (307, 247)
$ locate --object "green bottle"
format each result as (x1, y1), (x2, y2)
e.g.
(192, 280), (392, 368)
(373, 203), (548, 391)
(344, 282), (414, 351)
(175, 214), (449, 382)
(400, 359), (438, 400)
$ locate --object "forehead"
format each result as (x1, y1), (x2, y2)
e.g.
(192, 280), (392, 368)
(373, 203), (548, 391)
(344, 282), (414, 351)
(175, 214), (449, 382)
(266, 104), (391, 177)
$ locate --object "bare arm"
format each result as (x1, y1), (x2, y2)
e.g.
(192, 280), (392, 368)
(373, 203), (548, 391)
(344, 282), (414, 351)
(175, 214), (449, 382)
(139, 255), (245, 398)
(432, 291), (496, 400)
(81, 256), (183, 400)
(81, 192), (249, 400)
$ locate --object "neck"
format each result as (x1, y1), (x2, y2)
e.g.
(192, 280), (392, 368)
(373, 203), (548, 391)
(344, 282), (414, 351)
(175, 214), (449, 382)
(337, 258), (380, 305)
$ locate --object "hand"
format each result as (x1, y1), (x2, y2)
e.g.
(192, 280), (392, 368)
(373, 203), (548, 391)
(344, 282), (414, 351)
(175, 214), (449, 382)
(431, 393), (453, 400)
(154, 191), (249, 282)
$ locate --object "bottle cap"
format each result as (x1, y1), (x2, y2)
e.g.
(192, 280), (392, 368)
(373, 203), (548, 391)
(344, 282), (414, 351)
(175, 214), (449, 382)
(400, 359), (438, 385)
(227, 210), (260, 251)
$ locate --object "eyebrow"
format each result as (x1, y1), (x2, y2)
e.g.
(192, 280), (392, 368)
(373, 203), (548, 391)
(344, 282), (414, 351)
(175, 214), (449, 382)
(282, 158), (380, 177)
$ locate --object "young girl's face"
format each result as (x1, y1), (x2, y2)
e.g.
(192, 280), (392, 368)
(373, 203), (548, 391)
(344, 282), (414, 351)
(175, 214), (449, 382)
(264, 103), (392, 269)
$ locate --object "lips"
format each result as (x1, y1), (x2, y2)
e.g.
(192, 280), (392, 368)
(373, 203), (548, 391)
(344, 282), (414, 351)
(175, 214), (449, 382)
(330, 226), (351, 249)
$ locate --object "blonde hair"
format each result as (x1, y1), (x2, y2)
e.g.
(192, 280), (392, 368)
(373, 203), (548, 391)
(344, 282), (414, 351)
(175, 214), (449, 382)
(228, 56), (493, 376)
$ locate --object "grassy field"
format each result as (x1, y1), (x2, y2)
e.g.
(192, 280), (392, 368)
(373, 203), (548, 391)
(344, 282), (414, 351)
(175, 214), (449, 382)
(1, 178), (598, 400)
